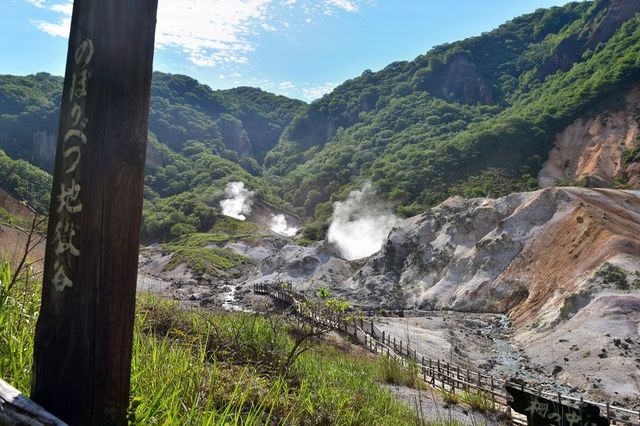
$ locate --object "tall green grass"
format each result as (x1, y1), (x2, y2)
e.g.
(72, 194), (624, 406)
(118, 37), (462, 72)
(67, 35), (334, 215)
(0, 270), (422, 425)
(376, 356), (427, 390)
(0, 260), (39, 391)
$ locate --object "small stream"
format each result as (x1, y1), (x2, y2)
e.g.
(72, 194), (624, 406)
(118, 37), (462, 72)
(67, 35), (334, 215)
(221, 284), (250, 312)
(490, 315), (577, 396)
(222, 284), (238, 310)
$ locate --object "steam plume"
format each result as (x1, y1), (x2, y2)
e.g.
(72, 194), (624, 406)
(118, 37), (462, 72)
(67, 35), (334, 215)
(328, 183), (400, 260)
(220, 181), (254, 220)
(270, 214), (298, 237)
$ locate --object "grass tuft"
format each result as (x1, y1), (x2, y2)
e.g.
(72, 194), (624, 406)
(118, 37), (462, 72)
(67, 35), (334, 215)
(375, 356), (427, 390)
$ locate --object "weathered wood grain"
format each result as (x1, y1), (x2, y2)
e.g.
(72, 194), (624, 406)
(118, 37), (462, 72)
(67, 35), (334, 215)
(31, 1), (158, 424)
(0, 379), (67, 426)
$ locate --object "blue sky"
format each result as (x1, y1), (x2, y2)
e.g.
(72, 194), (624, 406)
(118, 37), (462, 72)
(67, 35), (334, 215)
(1, 0), (578, 101)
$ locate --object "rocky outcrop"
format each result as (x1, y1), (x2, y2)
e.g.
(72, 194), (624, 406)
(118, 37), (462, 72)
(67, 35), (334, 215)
(586, 0), (640, 49)
(249, 240), (356, 292)
(425, 53), (494, 105)
(344, 187), (640, 324)
(31, 130), (56, 166)
(145, 141), (163, 168)
(340, 188), (640, 402)
(219, 116), (253, 159)
(539, 87), (640, 188)
(536, 0), (640, 80)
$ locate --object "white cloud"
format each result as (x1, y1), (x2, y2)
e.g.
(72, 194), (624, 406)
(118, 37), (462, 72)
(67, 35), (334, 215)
(155, 0), (271, 67)
(34, 17), (71, 37)
(245, 78), (336, 101)
(25, 0), (47, 7)
(279, 81), (295, 89)
(24, 0), (271, 67)
(49, 2), (72, 14)
(30, 0), (71, 38)
(301, 82), (337, 100)
(325, 0), (358, 12)
(25, 0), (371, 69)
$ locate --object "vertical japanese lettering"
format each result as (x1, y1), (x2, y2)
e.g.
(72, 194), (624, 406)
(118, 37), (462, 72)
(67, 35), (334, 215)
(52, 38), (93, 292)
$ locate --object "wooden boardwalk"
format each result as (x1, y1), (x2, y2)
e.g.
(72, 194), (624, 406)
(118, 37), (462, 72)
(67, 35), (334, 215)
(254, 282), (640, 426)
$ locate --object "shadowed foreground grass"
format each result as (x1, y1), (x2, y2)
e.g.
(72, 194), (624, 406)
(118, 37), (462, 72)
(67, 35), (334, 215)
(0, 266), (424, 425)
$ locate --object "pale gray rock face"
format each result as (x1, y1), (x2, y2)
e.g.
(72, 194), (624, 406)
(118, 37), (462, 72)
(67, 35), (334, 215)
(341, 187), (640, 404)
(345, 188), (640, 318)
(248, 240), (357, 296)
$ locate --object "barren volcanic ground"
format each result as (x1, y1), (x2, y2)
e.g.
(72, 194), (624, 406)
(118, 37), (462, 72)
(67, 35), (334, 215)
(141, 187), (640, 408)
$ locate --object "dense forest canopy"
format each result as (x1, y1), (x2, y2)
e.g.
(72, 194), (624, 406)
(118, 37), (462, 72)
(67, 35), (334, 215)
(264, 0), (640, 235)
(1, 0), (639, 241)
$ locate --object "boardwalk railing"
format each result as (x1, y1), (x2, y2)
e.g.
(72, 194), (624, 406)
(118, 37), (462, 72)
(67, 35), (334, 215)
(254, 282), (640, 426)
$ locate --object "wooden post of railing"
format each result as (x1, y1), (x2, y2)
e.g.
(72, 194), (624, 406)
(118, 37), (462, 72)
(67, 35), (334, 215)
(399, 340), (403, 355)
(31, 1), (158, 424)
(382, 330), (385, 344)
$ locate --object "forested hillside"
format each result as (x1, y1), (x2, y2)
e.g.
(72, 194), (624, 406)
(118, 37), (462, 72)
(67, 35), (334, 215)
(265, 0), (640, 236)
(1, 0), (640, 242)
(0, 72), (305, 240)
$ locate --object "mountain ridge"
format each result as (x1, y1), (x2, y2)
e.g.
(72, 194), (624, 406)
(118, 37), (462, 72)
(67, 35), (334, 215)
(263, 0), (640, 239)
(1, 0), (640, 243)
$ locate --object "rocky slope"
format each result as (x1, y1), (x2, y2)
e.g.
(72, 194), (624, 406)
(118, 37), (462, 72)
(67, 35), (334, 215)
(0, 188), (45, 274)
(334, 187), (639, 404)
(539, 87), (640, 187)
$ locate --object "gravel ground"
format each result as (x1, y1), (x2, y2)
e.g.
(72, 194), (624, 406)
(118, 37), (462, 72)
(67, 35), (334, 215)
(374, 313), (578, 395)
(382, 384), (509, 425)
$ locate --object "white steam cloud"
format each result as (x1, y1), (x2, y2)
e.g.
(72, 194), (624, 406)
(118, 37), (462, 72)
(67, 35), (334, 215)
(270, 214), (298, 237)
(220, 181), (254, 220)
(328, 183), (401, 261)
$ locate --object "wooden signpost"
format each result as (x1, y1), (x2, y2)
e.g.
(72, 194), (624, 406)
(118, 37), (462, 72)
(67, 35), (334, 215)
(506, 384), (609, 426)
(30, 1), (158, 424)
